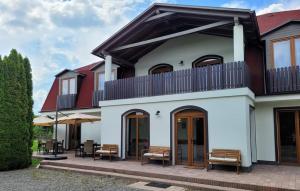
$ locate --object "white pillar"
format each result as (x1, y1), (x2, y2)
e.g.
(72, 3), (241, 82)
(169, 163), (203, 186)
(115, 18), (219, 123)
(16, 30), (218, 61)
(104, 55), (112, 81)
(233, 21), (244, 62)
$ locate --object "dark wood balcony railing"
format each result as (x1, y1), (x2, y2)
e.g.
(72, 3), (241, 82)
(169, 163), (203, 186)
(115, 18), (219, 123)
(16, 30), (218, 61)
(267, 66), (300, 94)
(92, 90), (104, 107)
(104, 61), (249, 101)
(57, 94), (77, 110)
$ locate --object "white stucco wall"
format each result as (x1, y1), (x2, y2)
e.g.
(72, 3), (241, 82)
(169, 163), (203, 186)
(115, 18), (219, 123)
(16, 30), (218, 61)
(255, 97), (300, 162)
(100, 88), (254, 167)
(81, 121), (102, 144)
(134, 33), (233, 76)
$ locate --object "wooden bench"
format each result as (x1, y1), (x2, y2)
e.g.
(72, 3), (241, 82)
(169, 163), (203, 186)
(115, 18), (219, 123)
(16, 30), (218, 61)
(141, 146), (170, 166)
(207, 149), (241, 174)
(94, 144), (118, 161)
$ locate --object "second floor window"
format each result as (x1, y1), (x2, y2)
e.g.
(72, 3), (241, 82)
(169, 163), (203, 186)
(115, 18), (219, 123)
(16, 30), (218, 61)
(97, 72), (105, 91)
(272, 36), (300, 68)
(148, 64), (173, 74)
(96, 71), (116, 91)
(192, 55), (223, 68)
(61, 78), (76, 95)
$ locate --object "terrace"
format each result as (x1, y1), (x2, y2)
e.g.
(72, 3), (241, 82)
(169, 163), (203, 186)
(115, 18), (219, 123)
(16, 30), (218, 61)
(34, 152), (300, 190)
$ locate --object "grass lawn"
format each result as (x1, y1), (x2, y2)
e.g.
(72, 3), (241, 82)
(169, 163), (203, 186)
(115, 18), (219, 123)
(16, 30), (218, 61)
(32, 139), (38, 152)
(31, 158), (41, 167)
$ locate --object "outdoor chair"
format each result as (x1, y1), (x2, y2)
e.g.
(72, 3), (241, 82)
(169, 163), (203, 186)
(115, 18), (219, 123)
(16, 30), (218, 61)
(83, 140), (94, 157)
(37, 140), (43, 153)
(45, 140), (53, 154)
(57, 140), (64, 154)
(94, 144), (118, 161)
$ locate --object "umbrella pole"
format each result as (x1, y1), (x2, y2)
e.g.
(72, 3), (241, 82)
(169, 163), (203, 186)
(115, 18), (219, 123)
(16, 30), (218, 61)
(54, 107), (58, 157)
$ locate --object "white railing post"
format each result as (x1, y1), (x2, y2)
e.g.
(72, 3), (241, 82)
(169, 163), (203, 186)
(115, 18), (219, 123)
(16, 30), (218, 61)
(233, 18), (244, 62)
(105, 55), (112, 82)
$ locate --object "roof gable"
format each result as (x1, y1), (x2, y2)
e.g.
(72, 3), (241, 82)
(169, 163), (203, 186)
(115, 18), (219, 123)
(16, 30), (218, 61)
(92, 3), (259, 67)
(257, 9), (300, 35)
(41, 62), (99, 112)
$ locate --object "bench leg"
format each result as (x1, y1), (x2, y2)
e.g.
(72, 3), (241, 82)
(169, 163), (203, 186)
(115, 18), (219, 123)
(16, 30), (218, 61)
(237, 165), (240, 174)
(163, 159), (165, 167)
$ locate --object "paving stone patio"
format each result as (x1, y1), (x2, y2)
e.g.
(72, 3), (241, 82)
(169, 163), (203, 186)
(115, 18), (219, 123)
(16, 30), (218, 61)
(34, 152), (300, 190)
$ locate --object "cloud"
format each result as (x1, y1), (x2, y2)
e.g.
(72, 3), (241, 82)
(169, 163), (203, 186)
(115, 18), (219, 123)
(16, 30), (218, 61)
(0, 0), (158, 113)
(257, 0), (300, 15)
(222, 0), (300, 15)
(222, 0), (249, 9)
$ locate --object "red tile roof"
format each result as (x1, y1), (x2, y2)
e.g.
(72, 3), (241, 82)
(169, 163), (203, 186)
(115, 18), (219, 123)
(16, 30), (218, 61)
(257, 9), (300, 35)
(41, 62), (100, 112)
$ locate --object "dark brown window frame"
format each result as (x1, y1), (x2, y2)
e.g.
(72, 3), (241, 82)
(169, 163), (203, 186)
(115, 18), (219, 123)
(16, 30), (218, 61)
(192, 55), (224, 68)
(148, 63), (173, 75)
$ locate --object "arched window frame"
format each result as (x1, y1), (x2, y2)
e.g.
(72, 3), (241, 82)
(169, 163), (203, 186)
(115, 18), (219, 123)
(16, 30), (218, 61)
(148, 63), (173, 75)
(192, 55), (224, 68)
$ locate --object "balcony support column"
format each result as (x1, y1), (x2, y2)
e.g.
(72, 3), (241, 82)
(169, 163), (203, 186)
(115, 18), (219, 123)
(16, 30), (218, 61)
(105, 54), (112, 81)
(233, 18), (244, 62)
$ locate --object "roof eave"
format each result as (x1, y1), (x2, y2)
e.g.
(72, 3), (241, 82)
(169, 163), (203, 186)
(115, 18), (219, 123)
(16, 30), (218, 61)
(261, 20), (300, 37)
(91, 3), (255, 57)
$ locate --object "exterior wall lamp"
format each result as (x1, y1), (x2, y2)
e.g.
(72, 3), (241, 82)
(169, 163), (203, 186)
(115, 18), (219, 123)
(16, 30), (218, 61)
(179, 60), (184, 65)
(156, 110), (160, 116)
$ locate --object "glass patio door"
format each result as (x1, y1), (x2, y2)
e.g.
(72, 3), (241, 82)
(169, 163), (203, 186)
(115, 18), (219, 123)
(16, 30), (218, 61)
(192, 117), (205, 166)
(127, 113), (149, 160)
(175, 110), (206, 167)
(277, 110), (300, 164)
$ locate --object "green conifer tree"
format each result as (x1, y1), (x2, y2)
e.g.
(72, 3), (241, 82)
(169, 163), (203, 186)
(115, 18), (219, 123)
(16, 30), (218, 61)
(0, 49), (31, 170)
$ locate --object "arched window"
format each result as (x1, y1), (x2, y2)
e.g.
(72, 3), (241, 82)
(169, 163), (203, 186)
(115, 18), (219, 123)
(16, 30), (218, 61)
(192, 55), (223, 68)
(148, 64), (173, 75)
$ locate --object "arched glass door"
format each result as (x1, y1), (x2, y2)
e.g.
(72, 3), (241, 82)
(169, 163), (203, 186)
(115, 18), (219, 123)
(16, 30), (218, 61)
(175, 110), (206, 167)
(126, 112), (149, 160)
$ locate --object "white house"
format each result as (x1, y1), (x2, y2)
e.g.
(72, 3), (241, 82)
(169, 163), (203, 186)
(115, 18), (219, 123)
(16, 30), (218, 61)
(41, 4), (300, 171)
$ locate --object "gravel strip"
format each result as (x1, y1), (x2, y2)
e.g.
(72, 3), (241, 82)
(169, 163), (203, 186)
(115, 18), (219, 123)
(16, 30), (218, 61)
(0, 168), (141, 191)
(0, 168), (202, 191)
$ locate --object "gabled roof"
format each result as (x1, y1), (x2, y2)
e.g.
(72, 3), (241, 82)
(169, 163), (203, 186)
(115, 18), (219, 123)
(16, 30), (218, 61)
(257, 9), (300, 36)
(55, 69), (85, 77)
(92, 3), (259, 67)
(41, 62), (99, 112)
(90, 61), (104, 71)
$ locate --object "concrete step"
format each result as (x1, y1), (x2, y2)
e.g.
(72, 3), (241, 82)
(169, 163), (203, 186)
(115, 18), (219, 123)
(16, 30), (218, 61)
(40, 161), (291, 191)
(40, 164), (250, 191)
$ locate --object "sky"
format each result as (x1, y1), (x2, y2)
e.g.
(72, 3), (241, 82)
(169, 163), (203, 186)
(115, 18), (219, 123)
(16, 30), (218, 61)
(0, 0), (299, 114)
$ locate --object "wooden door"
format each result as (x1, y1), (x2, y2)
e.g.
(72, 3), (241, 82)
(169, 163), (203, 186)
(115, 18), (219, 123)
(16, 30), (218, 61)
(126, 113), (149, 160)
(175, 111), (206, 167)
(277, 110), (300, 164)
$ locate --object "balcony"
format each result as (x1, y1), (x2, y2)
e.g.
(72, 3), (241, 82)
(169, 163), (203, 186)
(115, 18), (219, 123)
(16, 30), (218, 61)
(103, 61), (249, 101)
(92, 90), (104, 107)
(57, 94), (77, 110)
(267, 66), (300, 94)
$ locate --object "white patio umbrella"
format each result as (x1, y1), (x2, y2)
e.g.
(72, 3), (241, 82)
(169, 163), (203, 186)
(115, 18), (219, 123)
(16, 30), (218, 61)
(57, 113), (101, 124)
(57, 113), (101, 146)
(33, 116), (55, 126)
